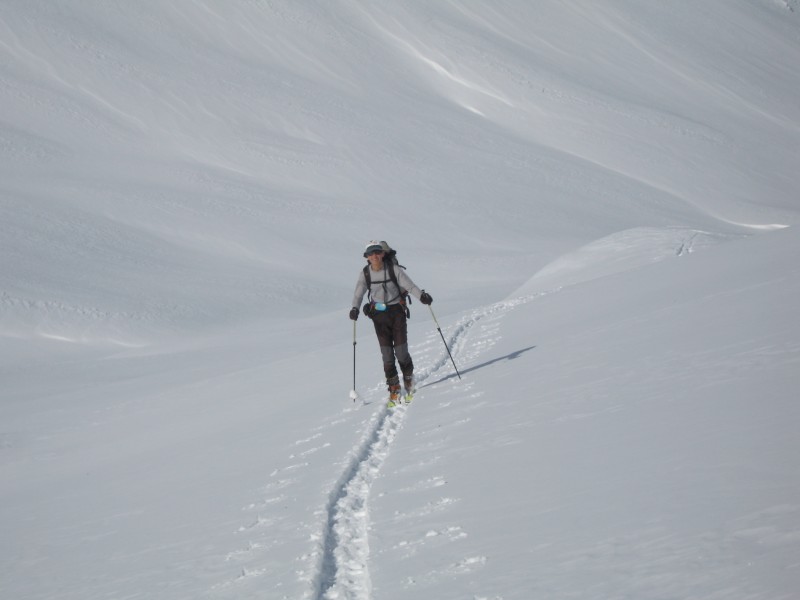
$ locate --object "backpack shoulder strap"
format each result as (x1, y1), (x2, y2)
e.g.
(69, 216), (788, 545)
(362, 264), (371, 286)
(362, 264), (372, 302)
(385, 261), (398, 288)
(387, 261), (409, 290)
(387, 261), (410, 301)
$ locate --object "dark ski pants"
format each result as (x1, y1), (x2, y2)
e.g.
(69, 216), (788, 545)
(371, 304), (413, 385)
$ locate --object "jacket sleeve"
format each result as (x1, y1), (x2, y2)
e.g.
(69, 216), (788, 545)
(351, 270), (368, 308)
(397, 269), (423, 301)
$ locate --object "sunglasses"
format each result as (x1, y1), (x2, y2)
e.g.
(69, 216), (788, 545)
(365, 249), (384, 256)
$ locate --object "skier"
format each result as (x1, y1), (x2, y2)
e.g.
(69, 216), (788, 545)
(349, 241), (432, 405)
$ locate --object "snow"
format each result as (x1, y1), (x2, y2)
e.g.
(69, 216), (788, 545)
(2, 1), (799, 599)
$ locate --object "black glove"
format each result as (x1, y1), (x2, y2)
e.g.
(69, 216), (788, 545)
(420, 291), (433, 305)
(349, 307), (359, 320)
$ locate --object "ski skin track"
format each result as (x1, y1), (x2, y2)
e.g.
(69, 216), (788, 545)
(310, 294), (543, 600)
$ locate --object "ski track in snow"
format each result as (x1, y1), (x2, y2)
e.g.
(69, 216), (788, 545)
(215, 228), (707, 596)
(211, 292), (547, 597)
(312, 293), (544, 600)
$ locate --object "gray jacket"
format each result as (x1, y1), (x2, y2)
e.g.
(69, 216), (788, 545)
(351, 264), (423, 309)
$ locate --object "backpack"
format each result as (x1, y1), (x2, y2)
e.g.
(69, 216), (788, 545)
(362, 241), (412, 317)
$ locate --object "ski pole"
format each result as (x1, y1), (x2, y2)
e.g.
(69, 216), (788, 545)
(353, 319), (357, 390)
(349, 320), (360, 402)
(428, 305), (461, 380)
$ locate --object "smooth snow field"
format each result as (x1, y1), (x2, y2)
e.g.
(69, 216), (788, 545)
(1, 2), (799, 599)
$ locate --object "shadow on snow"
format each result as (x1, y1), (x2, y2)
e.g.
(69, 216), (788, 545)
(423, 345), (537, 388)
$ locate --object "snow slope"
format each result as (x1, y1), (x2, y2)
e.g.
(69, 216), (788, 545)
(1, 1), (799, 599)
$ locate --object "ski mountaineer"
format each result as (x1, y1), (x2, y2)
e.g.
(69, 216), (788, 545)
(349, 241), (433, 406)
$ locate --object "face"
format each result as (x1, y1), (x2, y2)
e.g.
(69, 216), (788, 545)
(366, 249), (384, 267)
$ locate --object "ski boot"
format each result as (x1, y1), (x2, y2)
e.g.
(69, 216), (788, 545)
(387, 383), (402, 408)
(403, 375), (416, 404)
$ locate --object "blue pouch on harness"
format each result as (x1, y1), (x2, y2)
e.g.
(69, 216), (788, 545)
(363, 301), (388, 319)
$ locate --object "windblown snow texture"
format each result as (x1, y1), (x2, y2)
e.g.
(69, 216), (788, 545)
(2, 2), (799, 599)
